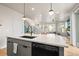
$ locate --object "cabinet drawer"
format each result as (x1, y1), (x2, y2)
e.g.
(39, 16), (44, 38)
(32, 42), (59, 51)
(18, 40), (32, 47)
(7, 38), (32, 47)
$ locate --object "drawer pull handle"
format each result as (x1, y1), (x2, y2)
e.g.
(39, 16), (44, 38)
(23, 45), (28, 48)
(8, 41), (12, 43)
(23, 45), (31, 48)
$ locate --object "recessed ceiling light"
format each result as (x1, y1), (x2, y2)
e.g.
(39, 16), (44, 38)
(39, 14), (42, 17)
(32, 8), (35, 11)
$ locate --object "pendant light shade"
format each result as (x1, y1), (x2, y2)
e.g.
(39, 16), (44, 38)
(49, 3), (54, 15)
(49, 9), (54, 15)
(22, 16), (26, 20)
(22, 3), (26, 20)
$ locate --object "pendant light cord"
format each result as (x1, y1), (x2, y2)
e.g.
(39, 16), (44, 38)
(24, 3), (25, 17)
(50, 3), (52, 10)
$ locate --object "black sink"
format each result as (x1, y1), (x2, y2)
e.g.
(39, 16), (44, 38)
(21, 36), (36, 39)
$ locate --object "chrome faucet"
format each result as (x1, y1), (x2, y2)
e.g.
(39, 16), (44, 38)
(30, 26), (32, 36)
(29, 25), (32, 36)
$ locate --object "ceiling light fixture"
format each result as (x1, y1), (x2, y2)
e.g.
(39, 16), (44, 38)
(22, 3), (26, 20)
(32, 8), (35, 11)
(49, 3), (54, 15)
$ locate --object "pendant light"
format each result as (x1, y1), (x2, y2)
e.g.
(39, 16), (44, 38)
(49, 3), (54, 15)
(22, 3), (26, 20)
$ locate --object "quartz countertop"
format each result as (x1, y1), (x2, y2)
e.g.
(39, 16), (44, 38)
(8, 34), (67, 47)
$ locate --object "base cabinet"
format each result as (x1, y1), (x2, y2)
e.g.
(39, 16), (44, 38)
(7, 37), (64, 56)
(7, 41), (14, 56)
(17, 44), (31, 56)
(7, 38), (32, 56)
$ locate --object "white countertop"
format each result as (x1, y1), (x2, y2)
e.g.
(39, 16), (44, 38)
(8, 34), (67, 47)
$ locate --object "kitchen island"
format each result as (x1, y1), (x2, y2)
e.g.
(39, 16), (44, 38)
(7, 34), (67, 56)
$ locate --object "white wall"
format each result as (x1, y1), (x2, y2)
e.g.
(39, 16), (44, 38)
(0, 5), (24, 49)
(70, 12), (76, 46)
(75, 13), (79, 47)
(70, 4), (79, 47)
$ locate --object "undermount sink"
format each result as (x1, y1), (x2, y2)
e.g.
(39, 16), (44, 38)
(20, 36), (36, 39)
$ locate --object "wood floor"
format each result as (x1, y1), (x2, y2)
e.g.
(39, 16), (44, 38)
(64, 37), (79, 56)
(0, 48), (7, 56)
(64, 45), (79, 56)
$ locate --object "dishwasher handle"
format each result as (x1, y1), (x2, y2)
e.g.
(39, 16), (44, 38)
(23, 45), (31, 48)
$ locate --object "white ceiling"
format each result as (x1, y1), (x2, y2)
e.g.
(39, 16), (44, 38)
(0, 3), (76, 23)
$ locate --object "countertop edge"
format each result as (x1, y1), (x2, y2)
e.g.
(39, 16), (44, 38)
(7, 36), (68, 48)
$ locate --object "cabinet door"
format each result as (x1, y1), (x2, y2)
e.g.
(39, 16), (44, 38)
(17, 42), (32, 56)
(7, 41), (14, 56)
(7, 38), (32, 56)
